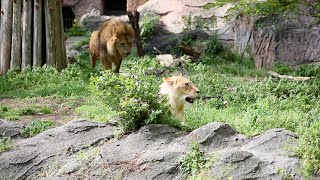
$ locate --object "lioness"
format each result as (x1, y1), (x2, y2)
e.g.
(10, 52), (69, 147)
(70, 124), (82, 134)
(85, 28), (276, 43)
(159, 75), (199, 122)
(89, 19), (134, 73)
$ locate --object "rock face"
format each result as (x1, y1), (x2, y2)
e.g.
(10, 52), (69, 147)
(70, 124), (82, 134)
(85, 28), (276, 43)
(0, 120), (23, 138)
(235, 7), (320, 68)
(63, 0), (103, 19)
(0, 120), (308, 179)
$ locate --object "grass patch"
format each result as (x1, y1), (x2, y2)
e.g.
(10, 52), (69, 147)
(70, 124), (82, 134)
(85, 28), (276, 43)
(22, 120), (56, 137)
(20, 108), (36, 116)
(40, 107), (52, 114)
(75, 99), (116, 122)
(0, 137), (12, 152)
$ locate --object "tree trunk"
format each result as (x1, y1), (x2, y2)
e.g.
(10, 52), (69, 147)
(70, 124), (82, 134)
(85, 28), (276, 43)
(33, 0), (42, 67)
(11, 0), (22, 69)
(128, 11), (143, 57)
(44, 0), (55, 66)
(0, 0), (13, 75)
(21, 0), (32, 69)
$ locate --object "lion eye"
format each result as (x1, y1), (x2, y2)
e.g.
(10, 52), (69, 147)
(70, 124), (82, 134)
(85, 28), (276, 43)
(120, 42), (125, 46)
(185, 83), (190, 86)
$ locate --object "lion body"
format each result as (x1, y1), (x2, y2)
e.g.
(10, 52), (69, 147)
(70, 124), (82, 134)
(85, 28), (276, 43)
(89, 20), (134, 73)
(159, 75), (199, 122)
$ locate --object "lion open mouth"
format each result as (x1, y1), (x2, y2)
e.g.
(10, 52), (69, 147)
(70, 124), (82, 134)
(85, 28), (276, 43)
(185, 97), (194, 104)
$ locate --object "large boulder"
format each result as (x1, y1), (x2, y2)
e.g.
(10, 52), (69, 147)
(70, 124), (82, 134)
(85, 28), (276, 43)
(0, 120), (309, 179)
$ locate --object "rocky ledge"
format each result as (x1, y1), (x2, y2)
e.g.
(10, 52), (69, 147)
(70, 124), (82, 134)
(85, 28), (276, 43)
(0, 120), (307, 179)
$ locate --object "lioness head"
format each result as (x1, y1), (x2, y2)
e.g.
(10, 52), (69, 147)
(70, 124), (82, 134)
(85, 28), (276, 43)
(108, 22), (134, 58)
(160, 75), (199, 105)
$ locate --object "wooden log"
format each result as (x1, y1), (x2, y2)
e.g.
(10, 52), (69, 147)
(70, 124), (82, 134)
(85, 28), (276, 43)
(44, 0), (55, 67)
(0, 0), (13, 75)
(268, 71), (312, 81)
(33, 0), (42, 67)
(179, 42), (200, 60)
(128, 11), (143, 57)
(11, 0), (22, 69)
(21, 0), (32, 69)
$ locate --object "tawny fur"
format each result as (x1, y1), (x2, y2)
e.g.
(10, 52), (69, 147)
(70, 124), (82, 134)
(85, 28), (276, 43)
(89, 19), (134, 73)
(159, 75), (199, 122)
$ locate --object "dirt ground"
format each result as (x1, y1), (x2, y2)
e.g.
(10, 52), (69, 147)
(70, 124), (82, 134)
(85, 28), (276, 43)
(0, 97), (85, 126)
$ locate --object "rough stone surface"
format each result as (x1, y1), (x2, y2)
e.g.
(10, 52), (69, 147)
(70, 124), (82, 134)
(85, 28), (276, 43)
(63, 0), (103, 19)
(0, 120), (23, 137)
(143, 28), (210, 55)
(0, 120), (310, 179)
(65, 36), (89, 63)
(80, 15), (129, 32)
(235, 7), (320, 67)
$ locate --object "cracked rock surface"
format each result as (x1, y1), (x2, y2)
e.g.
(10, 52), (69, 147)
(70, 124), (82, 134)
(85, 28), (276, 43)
(0, 120), (308, 179)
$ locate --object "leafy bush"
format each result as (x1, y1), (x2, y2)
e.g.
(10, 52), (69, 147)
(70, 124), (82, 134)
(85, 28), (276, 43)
(65, 20), (87, 37)
(22, 120), (55, 137)
(90, 61), (173, 131)
(205, 34), (225, 55)
(180, 142), (208, 176)
(140, 12), (160, 41)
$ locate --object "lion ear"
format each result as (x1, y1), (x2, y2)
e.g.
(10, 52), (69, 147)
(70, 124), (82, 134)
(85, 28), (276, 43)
(163, 77), (174, 85)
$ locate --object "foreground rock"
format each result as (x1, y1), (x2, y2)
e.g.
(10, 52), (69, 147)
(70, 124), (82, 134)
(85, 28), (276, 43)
(0, 120), (307, 179)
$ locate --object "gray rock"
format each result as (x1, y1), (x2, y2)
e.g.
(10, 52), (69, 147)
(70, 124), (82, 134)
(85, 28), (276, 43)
(0, 120), (23, 137)
(65, 36), (89, 63)
(0, 120), (116, 179)
(0, 120), (310, 179)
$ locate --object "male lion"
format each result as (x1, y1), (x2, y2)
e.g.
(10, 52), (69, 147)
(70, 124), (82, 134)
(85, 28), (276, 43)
(159, 75), (199, 122)
(89, 19), (134, 73)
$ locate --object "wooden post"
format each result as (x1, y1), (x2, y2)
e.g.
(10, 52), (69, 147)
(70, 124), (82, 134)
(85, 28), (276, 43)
(128, 11), (144, 57)
(44, 0), (55, 67)
(11, 0), (22, 69)
(44, 0), (67, 70)
(0, 0), (13, 75)
(21, 0), (32, 69)
(33, 0), (43, 67)
(57, 0), (67, 69)
(54, 0), (67, 70)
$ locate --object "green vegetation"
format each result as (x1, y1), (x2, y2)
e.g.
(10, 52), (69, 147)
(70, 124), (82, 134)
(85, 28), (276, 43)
(180, 142), (208, 177)
(90, 57), (175, 131)
(182, 15), (215, 31)
(0, 34), (319, 176)
(20, 108), (36, 116)
(205, 0), (320, 22)
(65, 20), (87, 37)
(40, 107), (52, 114)
(140, 12), (160, 41)
(73, 38), (90, 50)
(0, 137), (12, 152)
(22, 120), (55, 137)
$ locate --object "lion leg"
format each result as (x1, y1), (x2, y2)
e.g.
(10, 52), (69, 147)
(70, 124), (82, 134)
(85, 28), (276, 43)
(100, 56), (112, 71)
(90, 52), (97, 68)
(114, 60), (123, 73)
